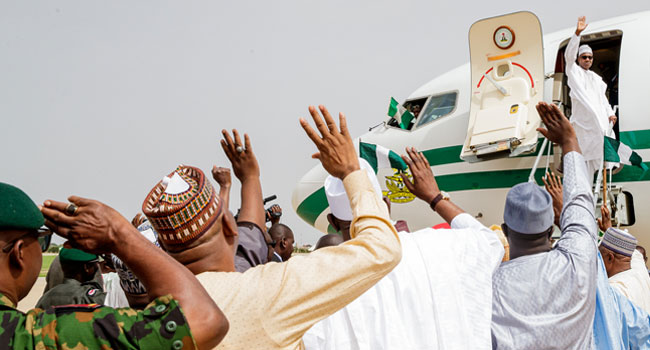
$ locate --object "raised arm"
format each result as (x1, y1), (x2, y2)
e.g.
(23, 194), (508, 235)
(212, 166), (232, 210)
(41, 198), (228, 350)
(221, 130), (266, 229)
(536, 102), (597, 244)
(399, 145), (503, 265)
(260, 105), (402, 345)
(565, 16), (587, 70)
(400, 147), (463, 223)
(542, 171), (563, 228)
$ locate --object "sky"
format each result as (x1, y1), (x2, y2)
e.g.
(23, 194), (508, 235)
(1, 1), (648, 246)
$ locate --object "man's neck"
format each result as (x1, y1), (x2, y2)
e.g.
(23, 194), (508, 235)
(609, 262), (632, 278)
(509, 240), (552, 260)
(0, 292), (17, 307)
(170, 240), (236, 275)
(0, 280), (19, 307)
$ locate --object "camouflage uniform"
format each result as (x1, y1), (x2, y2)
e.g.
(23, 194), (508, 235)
(36, 278), (106, 309)
(0, 293), (196, 349)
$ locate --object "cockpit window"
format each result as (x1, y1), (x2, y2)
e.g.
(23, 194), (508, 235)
(416, 92), (457, 127)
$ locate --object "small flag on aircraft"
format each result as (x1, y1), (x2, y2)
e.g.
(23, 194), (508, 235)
(359, 141), (407, 173)
(603, 136), (648, 171)
(388, 97), (414, 129)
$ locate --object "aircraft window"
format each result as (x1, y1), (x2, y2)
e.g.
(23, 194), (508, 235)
(496, 63), (511, 78)
(386, 97), (427, 130)
(416, 92), (457, 127)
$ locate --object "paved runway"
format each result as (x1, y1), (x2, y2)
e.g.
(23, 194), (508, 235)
(18, 277), (46, 312)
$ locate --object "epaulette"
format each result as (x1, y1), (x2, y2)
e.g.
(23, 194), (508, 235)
(52, 303), (102, 316)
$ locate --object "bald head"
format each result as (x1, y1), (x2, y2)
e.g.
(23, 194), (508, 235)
(269, 224), (294, 262)
(269, 224), (293, 242)
(314, 234), (344, 250)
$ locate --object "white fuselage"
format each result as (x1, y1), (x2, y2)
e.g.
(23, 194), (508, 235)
(292, 11), (650, 255)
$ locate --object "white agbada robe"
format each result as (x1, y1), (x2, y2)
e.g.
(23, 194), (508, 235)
(608, 249), (650, 314)
(302, 214), (504, 350)
(565, 34), (615, 174)
(102, 272), (129, 308)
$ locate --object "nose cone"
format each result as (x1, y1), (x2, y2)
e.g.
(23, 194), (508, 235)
(292, 163), (330, 233)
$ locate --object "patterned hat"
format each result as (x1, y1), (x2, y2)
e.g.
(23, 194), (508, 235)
(112, 220), (160, 295)
(600, 228), (637, 257)
(142, 165), (221, 247)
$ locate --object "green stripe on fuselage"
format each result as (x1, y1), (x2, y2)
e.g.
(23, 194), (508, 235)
(296, 129), (650, 225)
(296, 187), (327, 226)
(620, 129), (650, 150)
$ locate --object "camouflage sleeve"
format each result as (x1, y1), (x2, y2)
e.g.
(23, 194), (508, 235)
(25, 294), (197, 350)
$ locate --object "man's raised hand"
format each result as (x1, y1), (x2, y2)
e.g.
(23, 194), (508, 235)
(400, 147), (439, 203)
(576, 16), (588, 35)
(542, 171), (563, 227)
(41, 197), (133, 254)
(300, 105), (360, 179)
(597, 205), (613, 232)
(536, 102), (580, 154)
(212, 166), (232, 189)
(221, 129), (260, 182)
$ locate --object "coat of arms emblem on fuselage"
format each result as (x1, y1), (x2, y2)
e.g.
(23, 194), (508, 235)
(383, 170), (416, 203)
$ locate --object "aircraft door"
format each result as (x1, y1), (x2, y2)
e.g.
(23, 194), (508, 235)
(461, 11), (545, 162)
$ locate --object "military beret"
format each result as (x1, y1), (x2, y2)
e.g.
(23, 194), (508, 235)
(59, 248), (99, 263)
(0, 182), (44, 230)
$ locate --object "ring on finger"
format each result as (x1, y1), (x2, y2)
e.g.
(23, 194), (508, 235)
(65, 203), (78, 216)
(236, 146), (245, 154)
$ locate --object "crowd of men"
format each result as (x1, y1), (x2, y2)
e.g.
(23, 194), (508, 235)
(1, 15), (650, 350)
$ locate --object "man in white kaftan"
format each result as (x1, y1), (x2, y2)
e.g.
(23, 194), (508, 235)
(565, 16), (617, 175)
(304, 150), (504, 350)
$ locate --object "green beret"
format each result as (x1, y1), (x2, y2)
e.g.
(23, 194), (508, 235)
(59, 248), (98, 263)
(0, 182), (44, 230)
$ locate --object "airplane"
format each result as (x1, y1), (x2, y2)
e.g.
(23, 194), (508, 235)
(292, 11), (650, 253)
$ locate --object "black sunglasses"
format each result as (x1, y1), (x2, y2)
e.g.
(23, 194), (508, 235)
(2, 228), (52, 253)
(580, 55), (593, 60)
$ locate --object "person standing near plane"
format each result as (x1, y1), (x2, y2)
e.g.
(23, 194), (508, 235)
(566, 16), (618, 175)
(491, 102), (598, 349)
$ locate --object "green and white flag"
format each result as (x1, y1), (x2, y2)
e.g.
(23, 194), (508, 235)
(359, 141), (407, 173)
(603, 136), (648, 171)
(388, 97), (414, 129)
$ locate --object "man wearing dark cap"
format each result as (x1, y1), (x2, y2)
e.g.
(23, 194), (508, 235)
(0, 182), (229, 349)
(36, 248), (105, 309)
(143, 106), (402, 349)
(491, 103), (599, 349)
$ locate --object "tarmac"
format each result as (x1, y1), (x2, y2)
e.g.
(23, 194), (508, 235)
(18, 277), (46, 312)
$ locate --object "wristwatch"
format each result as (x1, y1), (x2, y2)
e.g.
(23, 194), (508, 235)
(429, 191), (450, 211)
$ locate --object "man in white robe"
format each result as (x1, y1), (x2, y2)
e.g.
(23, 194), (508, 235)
(303, 152), (505, 349)
(566, 16), (617, 175)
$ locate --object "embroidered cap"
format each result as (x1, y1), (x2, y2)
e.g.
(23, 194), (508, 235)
(142, 165), (220, 248)
(600, 227), (637, 257)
